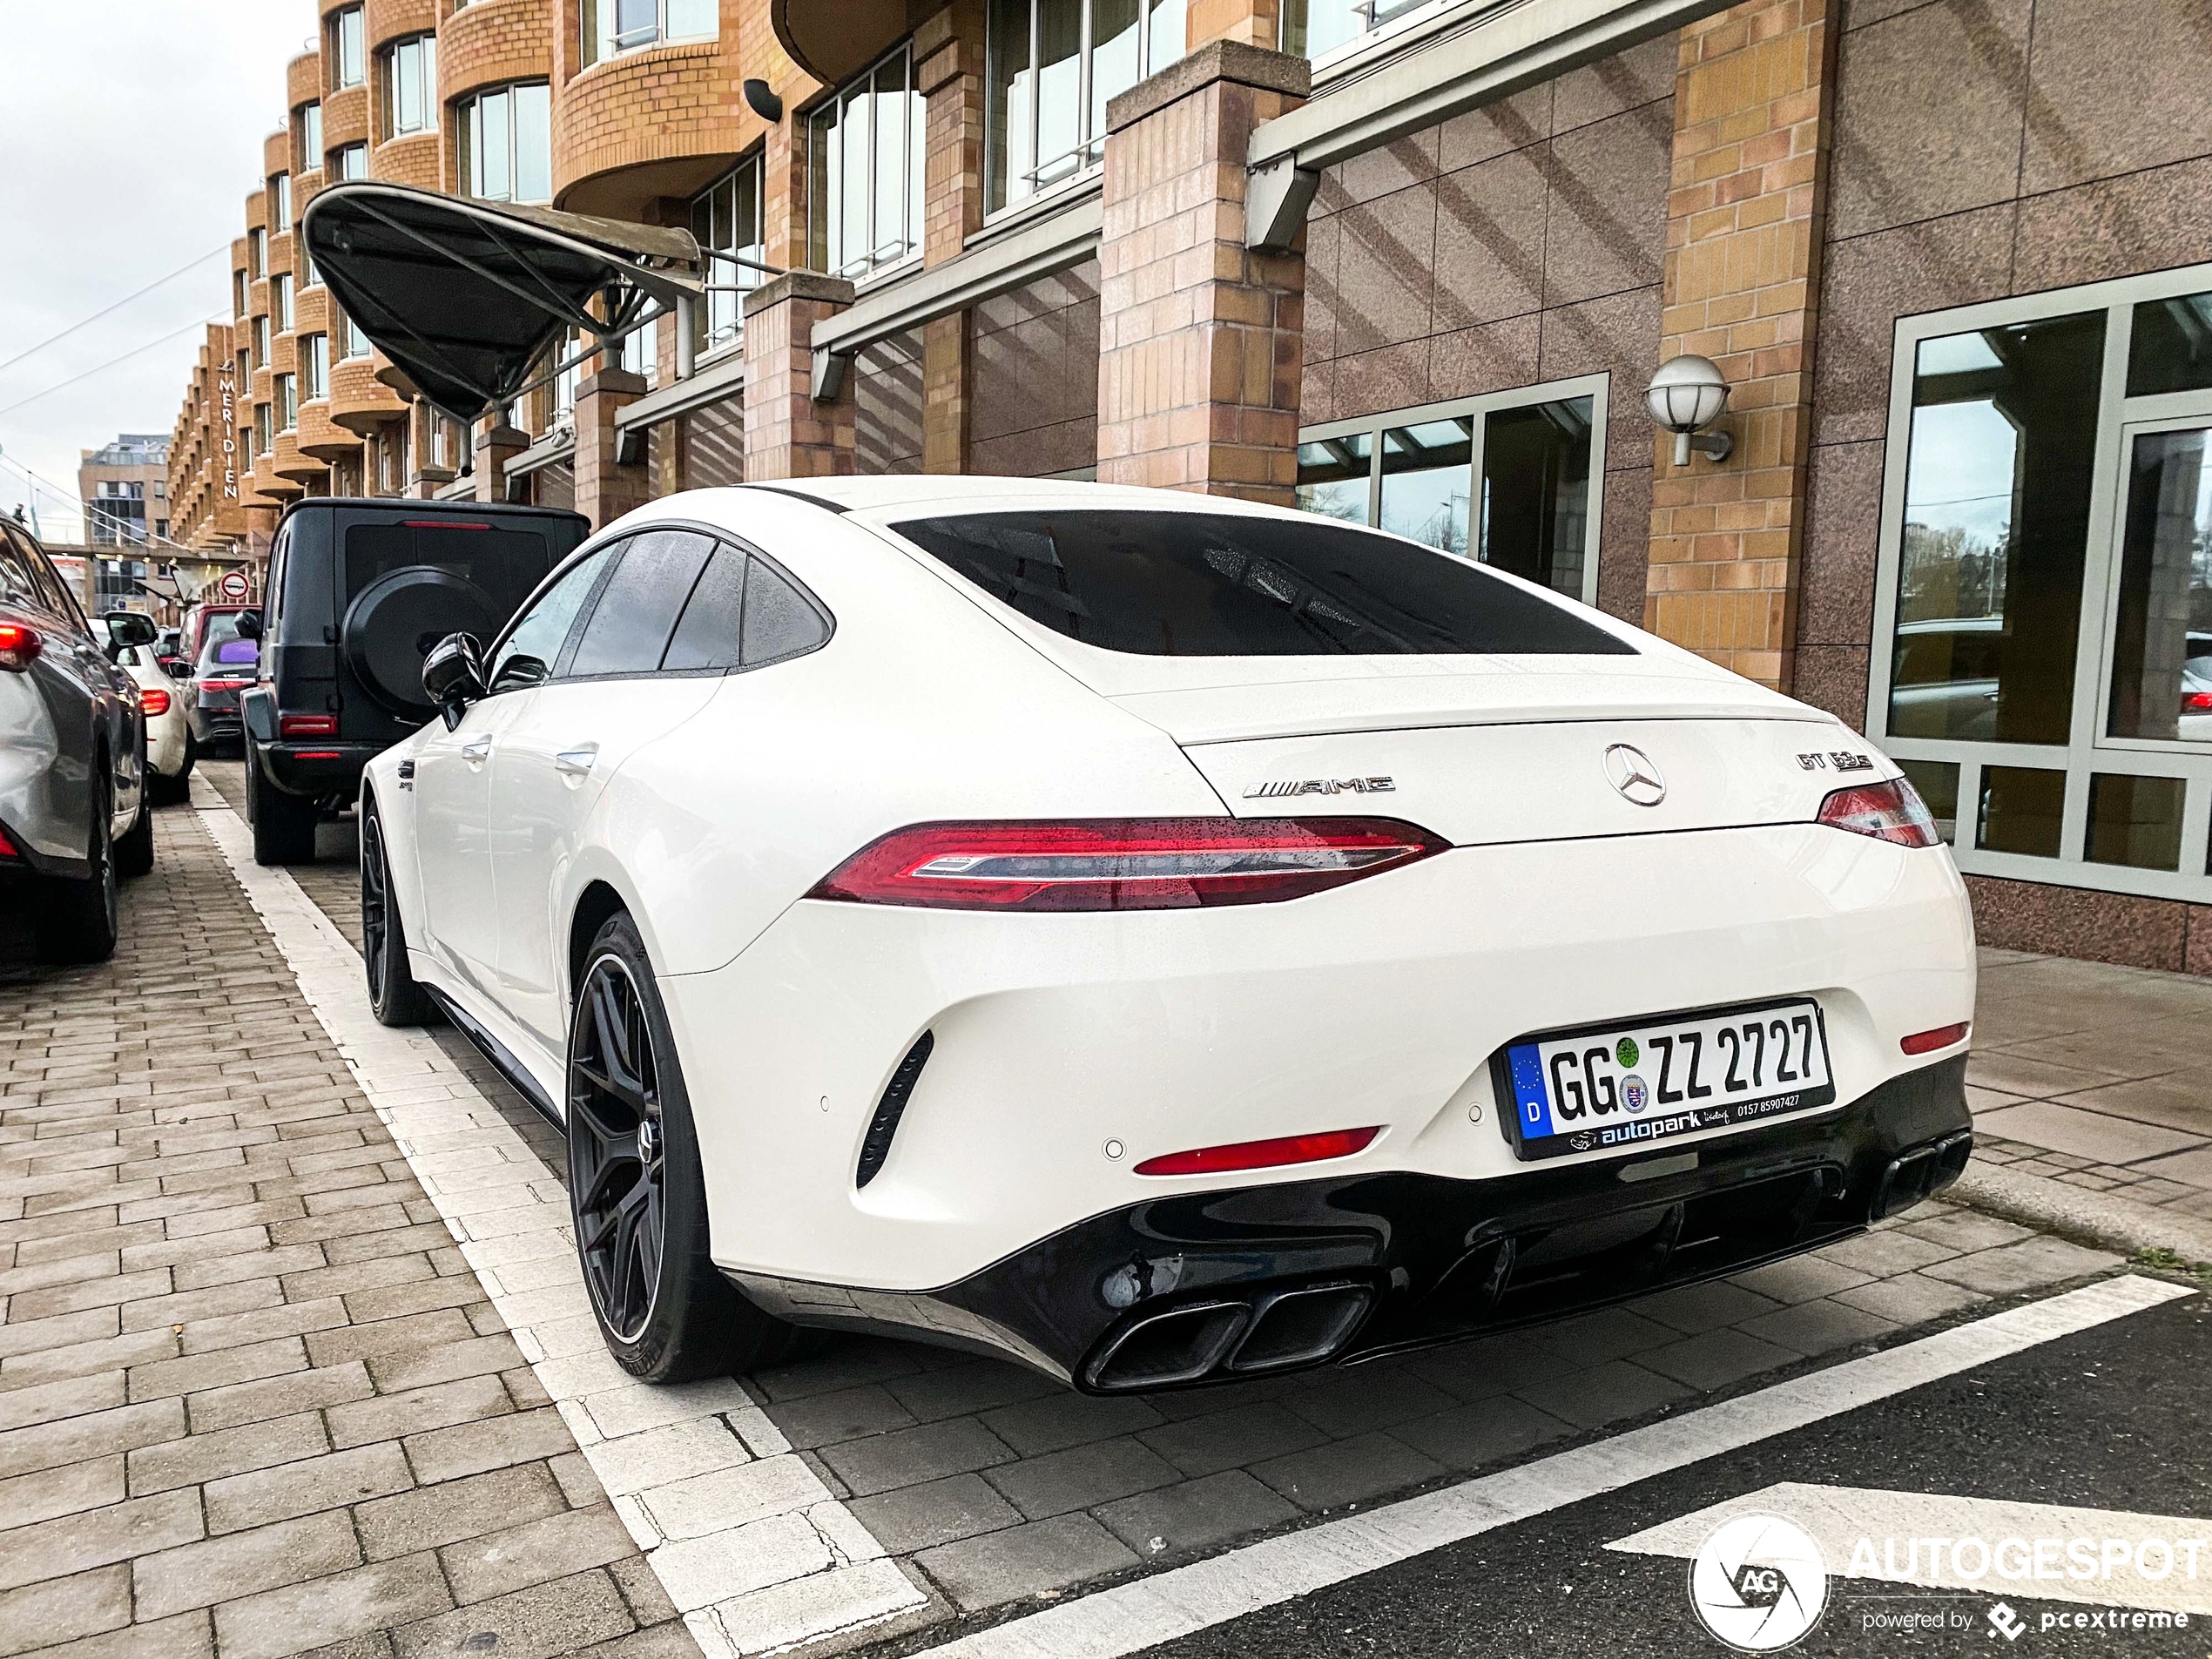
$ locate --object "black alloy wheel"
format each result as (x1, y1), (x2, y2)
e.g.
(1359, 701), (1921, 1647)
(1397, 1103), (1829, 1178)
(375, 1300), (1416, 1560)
(569, 953), (668, 1345)
(563, 913), (800, 1381)
(361, 804), (432, 1026)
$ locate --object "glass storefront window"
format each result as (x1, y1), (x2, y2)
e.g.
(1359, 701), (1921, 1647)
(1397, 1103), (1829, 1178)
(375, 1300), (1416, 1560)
(691, 155), (765, 354)
(2107, 425), (2212, 744)
(1294, 432), (1371, 523)
(1977, 765), (2066, 858)
(1291, 380), (1607, 606)
(1379, 420), (1472, 556)
(807, 44), (924, 280)
(2086, 773), (2185, 871)
(1887, 313), (2106, 745)
(987, 0), (1186, 213)
(2125, 290), (2212, 399)
(1871, 267), (2212, 905)
(1481, 397), (1594, 598)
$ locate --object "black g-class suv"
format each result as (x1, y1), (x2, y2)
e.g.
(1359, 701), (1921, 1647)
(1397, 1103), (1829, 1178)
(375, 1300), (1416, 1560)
(240, 497), (589, 864)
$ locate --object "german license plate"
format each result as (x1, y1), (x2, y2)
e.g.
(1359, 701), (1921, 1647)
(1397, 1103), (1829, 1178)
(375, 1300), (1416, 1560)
(1497, 999), (1835, 1162)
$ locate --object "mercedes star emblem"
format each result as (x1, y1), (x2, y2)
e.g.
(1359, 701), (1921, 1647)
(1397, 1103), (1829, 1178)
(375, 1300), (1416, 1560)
(1603, 743), (1667, 806)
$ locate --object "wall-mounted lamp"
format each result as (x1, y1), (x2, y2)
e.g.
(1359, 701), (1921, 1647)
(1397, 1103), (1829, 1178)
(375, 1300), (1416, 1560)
(743, 79), (783, 123)
(1646, 354), (1734, 467)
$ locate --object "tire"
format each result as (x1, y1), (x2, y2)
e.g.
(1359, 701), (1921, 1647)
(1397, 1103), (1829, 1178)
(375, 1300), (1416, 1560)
(567, 912), (799, 1381)
(114, 798), (154, 878)
(361, 800), (435, 1027)
(34, 766), (119, 965)
(247, 745), (318, 865)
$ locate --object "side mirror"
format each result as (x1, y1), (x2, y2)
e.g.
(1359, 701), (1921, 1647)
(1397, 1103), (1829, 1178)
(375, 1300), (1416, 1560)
(421, 632), (486, 729)
(235, 610), (264, 640)
(101, 610), (158, 648)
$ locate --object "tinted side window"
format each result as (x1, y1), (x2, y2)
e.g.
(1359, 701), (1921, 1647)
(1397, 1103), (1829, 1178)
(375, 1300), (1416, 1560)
(489, 543), (619, 692)
(662, 545), (745, 671)
(0, 529), (47, 610)
(740, 556), (829, 665)
(892, 509), (1634, 657)
(568, 529), (717, 678)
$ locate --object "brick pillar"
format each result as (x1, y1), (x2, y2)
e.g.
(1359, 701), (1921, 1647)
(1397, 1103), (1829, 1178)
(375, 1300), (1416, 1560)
(406, 400), (455, 499)
(473, 421), (529, 504)
(1643, 0), (1840, 694)
(1187, 0), (1279, 49)
(743, 274), (857, 481)
(918, 0), (986, 473)
(573, 369), (653, 529)
(1095, 43), (1309, 502)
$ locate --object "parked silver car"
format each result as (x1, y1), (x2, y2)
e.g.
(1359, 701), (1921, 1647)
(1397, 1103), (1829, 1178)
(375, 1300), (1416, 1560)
(0, 519), (152, 963)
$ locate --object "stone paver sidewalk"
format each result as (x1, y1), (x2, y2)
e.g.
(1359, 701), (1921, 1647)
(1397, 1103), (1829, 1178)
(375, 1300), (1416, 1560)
(1967, 949), (2212, 1218)
(0, 801), (695, 1659)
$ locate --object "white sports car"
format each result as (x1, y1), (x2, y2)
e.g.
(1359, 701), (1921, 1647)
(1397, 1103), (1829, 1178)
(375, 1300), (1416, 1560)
(361, 478), (1976, 1392)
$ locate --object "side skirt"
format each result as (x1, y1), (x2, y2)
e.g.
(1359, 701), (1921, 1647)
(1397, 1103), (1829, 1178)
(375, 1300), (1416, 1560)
(424, 985), (566, 1130)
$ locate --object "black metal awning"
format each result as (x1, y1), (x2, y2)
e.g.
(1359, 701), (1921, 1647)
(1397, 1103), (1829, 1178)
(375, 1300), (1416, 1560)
(301, 183), (705, 423)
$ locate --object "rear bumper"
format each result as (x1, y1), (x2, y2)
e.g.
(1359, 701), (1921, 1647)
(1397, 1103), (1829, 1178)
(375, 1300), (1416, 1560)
(732, 1055), (1973, 1390)
(253, 741), (381, 799)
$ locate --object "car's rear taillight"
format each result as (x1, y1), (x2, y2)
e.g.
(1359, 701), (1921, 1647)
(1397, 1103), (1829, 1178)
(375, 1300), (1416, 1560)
(809, 819), (1447, 912)
(1135, 1126), (1381, 1177)
(2184, 691), (2212, 713)
(201, 678), (253, 692)
(280, 712), (338, 737)
(0, 623), (41, 672)
(1816, 779), (1940, 849)
(139, 687), (172, 718)
(0, 824), (17, 859)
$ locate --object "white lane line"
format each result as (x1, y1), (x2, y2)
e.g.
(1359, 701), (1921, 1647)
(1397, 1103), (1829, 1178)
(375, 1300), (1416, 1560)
(191, 784), (925, 1659)
(911, 1274), (2195, 1659)
(1608, 1483), (2212, 1615)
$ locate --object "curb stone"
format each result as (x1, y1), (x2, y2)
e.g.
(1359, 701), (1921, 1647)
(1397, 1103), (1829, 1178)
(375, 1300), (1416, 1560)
(1947, 1163), (2212, 1264)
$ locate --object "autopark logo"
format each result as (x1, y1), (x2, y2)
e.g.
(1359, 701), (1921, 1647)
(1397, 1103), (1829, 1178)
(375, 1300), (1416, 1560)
(1689, 1514), (1829, 1651)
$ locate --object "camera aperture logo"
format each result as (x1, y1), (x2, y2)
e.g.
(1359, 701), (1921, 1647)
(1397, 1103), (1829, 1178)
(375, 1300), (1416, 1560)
(1690, 1514), (1829, 1652)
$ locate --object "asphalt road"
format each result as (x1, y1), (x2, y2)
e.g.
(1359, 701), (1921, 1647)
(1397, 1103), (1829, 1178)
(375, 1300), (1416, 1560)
(1141, 1289), (2212, 1659)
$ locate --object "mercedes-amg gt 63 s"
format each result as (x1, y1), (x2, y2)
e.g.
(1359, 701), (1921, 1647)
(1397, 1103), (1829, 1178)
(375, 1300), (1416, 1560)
(361, 479), (1975, 1392)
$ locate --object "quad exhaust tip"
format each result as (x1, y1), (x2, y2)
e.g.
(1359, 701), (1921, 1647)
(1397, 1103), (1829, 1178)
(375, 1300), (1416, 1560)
(1083, 1279), (1374, 1393)
(1872, 1128), (1973, 1220)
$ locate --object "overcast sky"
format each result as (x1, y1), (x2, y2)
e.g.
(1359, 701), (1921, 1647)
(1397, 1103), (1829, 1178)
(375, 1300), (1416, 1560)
(0, 1), (307, 545)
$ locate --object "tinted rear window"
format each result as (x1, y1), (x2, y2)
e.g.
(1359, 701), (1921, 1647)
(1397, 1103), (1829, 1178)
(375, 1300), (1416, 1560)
(342, 522), (556, 629)
(891, 510), (1632, 657)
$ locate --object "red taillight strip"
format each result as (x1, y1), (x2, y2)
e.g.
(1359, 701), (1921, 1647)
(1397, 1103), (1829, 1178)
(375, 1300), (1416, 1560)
(1135, 1126), (1382, 1177)
(0, 824), (17, 860)
(0, 622), (41, 672)
(280, 712), (339, 737)
(139, 688), (172, 718)
(1902, 1022), (1970, 1055)
(1816, 779), (1941, 849)
(809, 819), (1447, 912)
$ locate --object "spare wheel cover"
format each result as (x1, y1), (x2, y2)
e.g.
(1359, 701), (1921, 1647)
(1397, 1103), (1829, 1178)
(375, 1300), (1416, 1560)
(342, 566), (503, 715)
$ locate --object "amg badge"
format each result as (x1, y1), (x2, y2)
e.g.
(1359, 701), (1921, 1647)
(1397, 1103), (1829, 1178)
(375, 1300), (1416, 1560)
(1243, 776), (1396, 799)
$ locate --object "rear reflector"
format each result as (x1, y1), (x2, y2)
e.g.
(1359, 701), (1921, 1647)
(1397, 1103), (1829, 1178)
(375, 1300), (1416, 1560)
(1901, 1022), (1970, 1055)
(138, 687), (172, 717)
(1817, 779), (1941, 849)
(291, 752), (342, 760)
(280, 712), (339, 737)
(810, 819), (1447, 912)
(0, 825), (17, 859)
(1134, 1126), (1380, 1177)
(0, 623), (42, 672)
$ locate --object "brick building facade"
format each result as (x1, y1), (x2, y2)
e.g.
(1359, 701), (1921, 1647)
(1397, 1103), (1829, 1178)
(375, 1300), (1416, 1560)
(165, 0), (2212, 971)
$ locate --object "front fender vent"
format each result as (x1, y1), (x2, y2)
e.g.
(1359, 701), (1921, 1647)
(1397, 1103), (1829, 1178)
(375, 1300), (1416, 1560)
(855, 1031), (934, 1189)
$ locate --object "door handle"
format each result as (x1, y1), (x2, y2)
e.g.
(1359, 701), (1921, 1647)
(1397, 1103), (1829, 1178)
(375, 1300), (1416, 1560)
(554, 745), (598, 777)
(461, 737), (492, 764)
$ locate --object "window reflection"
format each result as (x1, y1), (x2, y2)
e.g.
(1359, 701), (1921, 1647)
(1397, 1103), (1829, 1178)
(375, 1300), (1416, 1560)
(1481, 397), (1593, 597)
(2107, 426), (2212, 744)
(1978, 765), (2066, 858)
(2086, 773), (2185, 871)
(1379, 420), (1471, 556)
(1898, 759), (1960, 845)
(2126, 290), (2212, 398)
(1889, 314), (2106, 745)
(1295, 432), (1371, 523)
